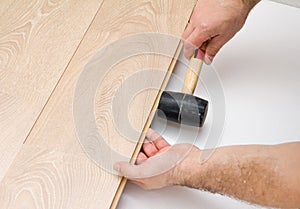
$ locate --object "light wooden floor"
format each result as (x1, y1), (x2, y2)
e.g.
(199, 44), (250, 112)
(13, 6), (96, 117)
(0, 0), (195, 208)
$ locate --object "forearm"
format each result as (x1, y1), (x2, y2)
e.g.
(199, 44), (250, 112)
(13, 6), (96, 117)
(242, 0), (261, 9)
(175, 142), (300, 208)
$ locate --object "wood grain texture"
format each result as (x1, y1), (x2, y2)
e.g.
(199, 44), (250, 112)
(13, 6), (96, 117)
(0, 0), (103, 180)
(0, 0), (196, 208)
(110, 41), (184, 209)
(0, 145), (115, 209)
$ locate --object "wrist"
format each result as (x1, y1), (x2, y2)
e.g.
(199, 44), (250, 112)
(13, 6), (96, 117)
(172, 145), (204, 187)
(172, 146), (233, 190)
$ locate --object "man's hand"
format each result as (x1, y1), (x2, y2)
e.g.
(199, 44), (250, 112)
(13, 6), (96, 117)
(182, 0), (260, 64)
(114, 129), (300, 208)
(113, 128), (200, 190)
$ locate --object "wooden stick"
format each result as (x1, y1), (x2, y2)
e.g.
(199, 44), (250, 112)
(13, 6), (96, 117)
(182, 43), (207, 94)
(182, 57), (204, 94)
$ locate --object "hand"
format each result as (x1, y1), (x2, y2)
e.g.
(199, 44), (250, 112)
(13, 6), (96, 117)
(114, 130), (300, 208)
(113, 129), (200, 190)
(182, 0), (260, 64)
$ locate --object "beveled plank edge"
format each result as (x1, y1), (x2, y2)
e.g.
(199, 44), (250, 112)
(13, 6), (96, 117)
(109, 41), (183, 209)
(22, 0), (106, 145)
(110, 1), (198, 206)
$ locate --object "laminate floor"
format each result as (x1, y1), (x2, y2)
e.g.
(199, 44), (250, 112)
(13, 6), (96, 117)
(0, 0), (195, 208)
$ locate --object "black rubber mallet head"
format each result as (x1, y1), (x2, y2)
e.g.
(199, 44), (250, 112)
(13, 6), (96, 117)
(157, 46), (209, 127)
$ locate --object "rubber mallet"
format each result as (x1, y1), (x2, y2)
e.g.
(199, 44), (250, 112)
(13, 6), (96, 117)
(157, 45), (209, 127)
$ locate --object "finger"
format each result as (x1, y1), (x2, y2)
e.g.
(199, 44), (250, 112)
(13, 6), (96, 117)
(136, 152), (148, 165)
(114, 161), (157, 180)
(182, 23), (194, 40)
(186, 27), (211, 50)
(157, 146), (171, 154)
(146, 128), (170, 150)
(204, 35), (229, 64)
(182, 26), (196, 59)
(184, 27), (210, 59)
(114, 162), (138, 179)
(142, 139), (159, 157)
(183, 42), (196, 59)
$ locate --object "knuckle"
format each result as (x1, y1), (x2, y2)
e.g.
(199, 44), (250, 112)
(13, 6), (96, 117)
(198, 21), (210, 32)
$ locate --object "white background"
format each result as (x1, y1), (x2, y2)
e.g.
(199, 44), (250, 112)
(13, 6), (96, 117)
(118, 1), (300, 208)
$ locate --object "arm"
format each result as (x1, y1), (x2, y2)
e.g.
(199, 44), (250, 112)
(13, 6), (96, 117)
(182, 0), (260, 63)
(114, 129), (300, 208)
(177, 142), (300, 208)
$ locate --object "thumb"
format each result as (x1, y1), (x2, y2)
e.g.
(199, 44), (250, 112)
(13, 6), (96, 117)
(114, 162), (138, 179)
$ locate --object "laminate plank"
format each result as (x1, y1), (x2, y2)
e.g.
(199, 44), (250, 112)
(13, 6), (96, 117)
(0, 0), (103, 180)
(0, 0), (196, 208)
(0, 145), (117, 209)
(0, 1), (15, 18)
(110, 41), (184, 209)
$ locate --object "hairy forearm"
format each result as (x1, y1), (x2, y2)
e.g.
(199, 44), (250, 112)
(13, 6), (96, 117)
(242, 0), (261, 6)
(241, 0), (261, 11)
(175, 142), (300, 208)
(240, 0), (261, 17)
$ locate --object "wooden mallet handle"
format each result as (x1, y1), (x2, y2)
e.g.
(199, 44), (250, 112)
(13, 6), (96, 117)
(182, 43), (207, 94)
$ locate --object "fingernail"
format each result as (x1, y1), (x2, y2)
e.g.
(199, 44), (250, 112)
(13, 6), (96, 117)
(195, 48), (205, 60)
(113, 163), (120, 172)
(204, 55), (214, 65)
